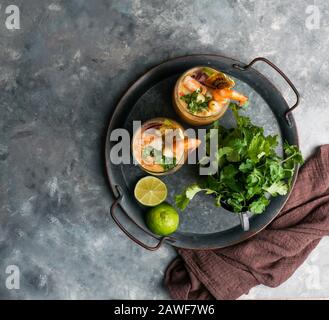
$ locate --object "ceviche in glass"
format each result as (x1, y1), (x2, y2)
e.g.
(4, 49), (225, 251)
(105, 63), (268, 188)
(132, 118), (200, 175)
(173, 66), (248, 125)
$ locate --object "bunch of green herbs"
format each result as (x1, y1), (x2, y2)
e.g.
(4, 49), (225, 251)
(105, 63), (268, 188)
(175, 103), (303, 214)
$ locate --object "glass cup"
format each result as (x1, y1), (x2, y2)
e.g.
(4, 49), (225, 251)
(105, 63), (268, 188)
(132, 117), (187, 176)
(173, 66), (232, 126)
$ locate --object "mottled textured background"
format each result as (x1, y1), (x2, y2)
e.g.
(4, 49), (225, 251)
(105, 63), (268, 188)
(0, 0), (329, 299)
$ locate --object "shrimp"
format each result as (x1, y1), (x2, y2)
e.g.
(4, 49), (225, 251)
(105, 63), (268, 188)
(173, 138), (201, 159)
(212, 88), (248, 106)
(184, 137), (201, 151)
(182, 76), (207, 95)
(208, 100), (228, 114)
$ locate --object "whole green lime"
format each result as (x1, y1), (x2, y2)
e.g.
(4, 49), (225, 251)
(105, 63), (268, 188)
(145, 202), (179, 236)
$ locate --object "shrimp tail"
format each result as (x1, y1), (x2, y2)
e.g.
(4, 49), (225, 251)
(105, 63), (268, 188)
(212, 88), (248, 106)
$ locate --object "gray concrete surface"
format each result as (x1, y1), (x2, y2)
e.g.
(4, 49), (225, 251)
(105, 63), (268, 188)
(0, 0), (329, 299)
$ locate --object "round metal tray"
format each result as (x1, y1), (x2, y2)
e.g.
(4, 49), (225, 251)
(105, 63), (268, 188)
(105, 55), (300, 250)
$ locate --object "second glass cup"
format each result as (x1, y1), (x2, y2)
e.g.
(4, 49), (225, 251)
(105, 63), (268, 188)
(132, 117), (200, 176)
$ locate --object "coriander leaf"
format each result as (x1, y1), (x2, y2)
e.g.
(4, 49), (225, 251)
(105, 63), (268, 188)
(230, 103), (252, 128)
(246, 169), (263, 187)
(264, 181), (288, 196)
(227, 138), (246, 156)
(239, 159), (254, 173)
(220, 164), (239, 181)
(175, 194), (190, 211)
(246, 185), (262, 200)
(282, 143), (304, 184)
(232, 192), (245, 203)
(216, 146), (240, 163)
(267, 161), (285, 182)
(237, 116), (252, 128)
(247, 133), (270, 163)
(185, 184), (203, 199)
(220, 164), (241, 192)
(266, 135), (279, 149)
(216, 147), (233, 162)
(175, 184), (214, 211)
(283, 143), (304, 165)
(226, 149), (240, 162)
(249, 196), (270, 214)
(227, 197), (244, 213)
(202, 176), (222, 192)
(245, 168), (264, 199)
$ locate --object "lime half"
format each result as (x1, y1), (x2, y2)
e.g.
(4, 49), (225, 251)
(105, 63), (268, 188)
(134, 176), (167, 207)
(146, 203), (179, 236)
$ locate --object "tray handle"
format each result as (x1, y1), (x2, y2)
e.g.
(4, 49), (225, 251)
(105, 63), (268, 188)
(233, 57), (300, 127)
(239, 213), (250, 232)
(110, 185), (176, 251)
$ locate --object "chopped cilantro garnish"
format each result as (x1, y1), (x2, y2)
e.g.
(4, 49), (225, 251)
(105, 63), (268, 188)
(142, 146), (177, 171)
(180, 89), (211, 114)
(161, 156), (177, 171)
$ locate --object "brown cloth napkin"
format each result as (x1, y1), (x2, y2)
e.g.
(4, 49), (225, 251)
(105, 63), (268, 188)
(165, 145), (329, 300)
